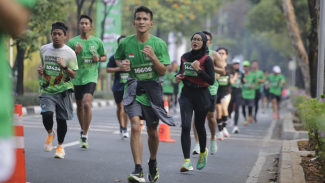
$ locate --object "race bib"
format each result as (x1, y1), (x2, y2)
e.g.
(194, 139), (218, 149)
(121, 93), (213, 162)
(81, 57), (94, 68)
(218, 76), (229, 86)
(131, 63), (155, 80)
(163, 79), (171, 85)
(44, 62), (62, 76)
(183, 62), (198, 77)
(120, 73), (129, 83)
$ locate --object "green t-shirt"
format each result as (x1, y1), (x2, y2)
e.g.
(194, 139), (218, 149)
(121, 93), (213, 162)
(115, 35), (170, 106)
(252, 70), (265, 90)
(40, 44), (79, 94)
(207, 50), (219, 95)
(268, 73), (286, 96)
(163, 71), (175, 94)
(242, 72), (258, 99)
(0, 0), (37, 138)
(67, 36), (106, 85)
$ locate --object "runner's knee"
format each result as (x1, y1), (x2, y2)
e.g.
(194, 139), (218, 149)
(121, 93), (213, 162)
(147, 127), (157, 138)
(83, 101), (91, 110)
(41, 111), (53, 121)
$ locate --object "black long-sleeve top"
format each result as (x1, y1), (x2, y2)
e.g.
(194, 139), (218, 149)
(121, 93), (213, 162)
(177, 56), (215, 86)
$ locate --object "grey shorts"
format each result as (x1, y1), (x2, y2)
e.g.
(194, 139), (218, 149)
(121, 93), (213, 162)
(124, 100), (159, 127)
(39, 90), (74, 120)
(242, 98), (254, 107)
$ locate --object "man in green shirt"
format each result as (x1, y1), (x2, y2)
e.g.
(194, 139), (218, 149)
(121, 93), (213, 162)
(0, 0), (37, 181)
(192, 31), (225, 155)
(251, 60), (265, 122)
(267, 66), (286, 119)
(115, 6), (170, 183)
(67, 15), (107, 149)
(38, 22), (78, 159)
(241, 61), (258, 126)
(162, 65), (175, 108)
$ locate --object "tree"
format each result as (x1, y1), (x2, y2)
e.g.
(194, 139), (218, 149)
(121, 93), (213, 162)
(282, 0), (310, 95)
(13, 0), (72, 95)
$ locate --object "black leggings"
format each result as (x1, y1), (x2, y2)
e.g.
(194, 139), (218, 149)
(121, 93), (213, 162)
(228, 90), (242, 126)
(242, 106), (253, 118)
(42, 111), (67, 144)
(179, 87), (210, 158)
(254, 89), (261, 118)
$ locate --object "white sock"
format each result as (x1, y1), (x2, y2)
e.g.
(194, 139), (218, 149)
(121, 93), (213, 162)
(58, 144), (63, 147)
(82, 135), (87, 138)
(48, 131), (54, 136)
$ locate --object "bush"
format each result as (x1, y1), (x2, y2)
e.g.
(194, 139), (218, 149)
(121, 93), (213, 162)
(93, 91), (114, 100)
(15, 94), (40, 107)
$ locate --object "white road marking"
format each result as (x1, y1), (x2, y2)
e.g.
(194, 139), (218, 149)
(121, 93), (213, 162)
(53, 141), (79, 148)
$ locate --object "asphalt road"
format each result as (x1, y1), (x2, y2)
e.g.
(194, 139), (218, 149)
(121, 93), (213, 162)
(23, 103), (286, 183)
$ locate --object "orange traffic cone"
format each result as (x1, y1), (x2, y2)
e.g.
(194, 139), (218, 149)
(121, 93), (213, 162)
(158, 100), (176, 143)
(5, 104), (26, 183)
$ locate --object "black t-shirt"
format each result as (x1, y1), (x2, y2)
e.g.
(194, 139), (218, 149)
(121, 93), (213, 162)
(106, 54), (128, 92)
(217, 64), (236, 95)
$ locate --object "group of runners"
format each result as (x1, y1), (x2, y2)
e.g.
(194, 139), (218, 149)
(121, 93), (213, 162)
(0, 3), (288, 183)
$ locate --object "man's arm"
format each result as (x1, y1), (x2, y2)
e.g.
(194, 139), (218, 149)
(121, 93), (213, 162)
(141, 45), (166, 76)
(211, 51), (226, 75)
(106, 67), (121, 73)
(0, 0), (32, 38)
(229, 72), (238, 84)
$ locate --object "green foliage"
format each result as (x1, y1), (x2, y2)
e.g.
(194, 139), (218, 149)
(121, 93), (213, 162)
(93, 91), (114, 100)
(121, 0), (224, 38)
(16, 0), (73, 59)
(15, 94), (40, 107)
(24, 80), (40, 93)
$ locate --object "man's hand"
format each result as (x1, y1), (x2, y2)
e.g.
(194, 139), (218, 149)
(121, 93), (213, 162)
(141, 45), (157, 60)
(175, 74), (183, 83)
(38, 65), (44, 75)
(75, 42), (83, 55)
(191, 60), (200, 71)
(56, 57), (66, 68)
(92, 52), (99, 62)
(243, 78), (247, 83)
(120, 59), (130, 71)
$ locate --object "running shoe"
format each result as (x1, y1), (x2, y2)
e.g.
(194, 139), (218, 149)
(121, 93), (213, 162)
(80, 137), (89, 149)
(123, 128), (129, 139)
(249, 116), (253, 123)
(223, 128), (230, 137)
(210, 140), (217, 155)
(217, 132), (224, 140)
(197, 148), (208, 170)
(54, 146), (65, 159)
(44, 130), (55, 152)
(128, 168), (145, 182)
(192, 143), (200, 155)
(180, 159), (193, 172)
(79, 131), (83, 145)
(243, 121), (248, 126)
(120, 127), (123, 139)
(232, 126), (239, 134)
(148, 159), (159, 183)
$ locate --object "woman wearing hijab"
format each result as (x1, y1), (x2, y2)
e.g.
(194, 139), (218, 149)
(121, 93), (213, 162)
(175, 32), (215, 172)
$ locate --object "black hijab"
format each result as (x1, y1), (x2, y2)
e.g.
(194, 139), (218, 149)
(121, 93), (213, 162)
(183, 32), (209, 62)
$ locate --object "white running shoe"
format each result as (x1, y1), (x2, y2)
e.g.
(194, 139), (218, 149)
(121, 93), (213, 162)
(210, 140), (218, 155)
(217, 132), (224, 140)
(192, 143), (200, 155)
(223, 128), (230, 137)
(232, 126), (239, 134)
(54, 146), (65, 159)
(123, 128), (129, 139)
(44, 130), (55, 152)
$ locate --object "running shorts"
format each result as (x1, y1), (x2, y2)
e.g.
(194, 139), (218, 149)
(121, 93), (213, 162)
(242, 98), (254, 107)
(113, 91), (124, 104)
(270, 93), (281, 102)
(39, 90), (74, 120)
(216, 93), (231, 104)
(74, 82), (96, 100)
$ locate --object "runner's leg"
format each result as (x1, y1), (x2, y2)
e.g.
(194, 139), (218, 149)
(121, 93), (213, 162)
(147, 126), (159, 160)
(254, 90), (261, 121)
(116, 102), (124, 132)
(76, 99), (84, 132)
(56, 118), (67, 145)
(221, 94), (231, 137)
(207, 111), (216, 140)
(82, 93), (93, 136)
(130, 116), (143, 165)
(180, 95), (194, 159)
(194, 109), (209, 154)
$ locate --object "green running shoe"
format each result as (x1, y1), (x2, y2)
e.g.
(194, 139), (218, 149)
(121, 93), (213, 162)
(80, 137), (89, 149)
(192, 143), (200, 155)
(197, 148), (208, 170)
(210, 140), (218, 155)
(128, 168), (145, 182)
(180, 159), (193, 172)
(148, 159), (159, 183)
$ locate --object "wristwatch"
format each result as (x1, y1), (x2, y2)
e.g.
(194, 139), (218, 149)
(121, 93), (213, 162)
(98, 57), (101, 62)
(197, 69), (203, 74)
(63, 66), (68, 70)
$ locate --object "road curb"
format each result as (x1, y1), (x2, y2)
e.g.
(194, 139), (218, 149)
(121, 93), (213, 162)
(278, 140), (314, 183)
(22, 99), (115, 116)
(282, 113), (308, 140)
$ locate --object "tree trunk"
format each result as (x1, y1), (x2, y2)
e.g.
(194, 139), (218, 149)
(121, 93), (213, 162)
(282, 0), (311, 95)
(76, 0), (85, 35)
(15, 40), (26, 96)
(88, 0), (96, 16)
(308, 0), (320, 97)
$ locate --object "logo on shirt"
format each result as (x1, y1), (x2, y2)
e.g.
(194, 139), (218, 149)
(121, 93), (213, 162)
(143, 53), (151, 61)
(90, 46), (95, 52)
(129, 54), (134, 58)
